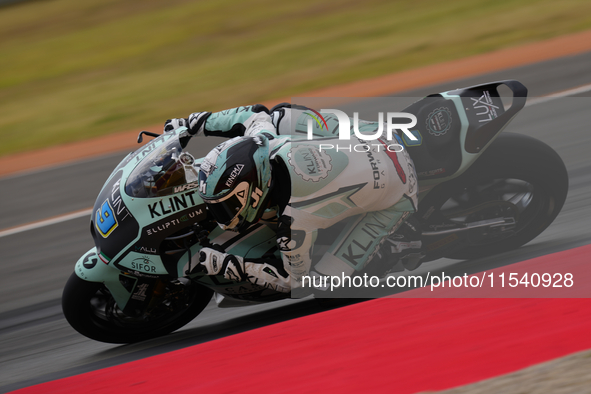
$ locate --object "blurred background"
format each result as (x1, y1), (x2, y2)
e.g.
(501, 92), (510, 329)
(2, 0), (591, 157)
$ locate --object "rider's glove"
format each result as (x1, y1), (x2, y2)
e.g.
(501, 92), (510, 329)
(163, 111), (211, 135)
(198, 247), (291, 293)
(163, 118), (188, 133)
(187, 112), (211, 135)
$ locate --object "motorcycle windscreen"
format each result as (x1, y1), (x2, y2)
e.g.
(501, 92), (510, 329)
(124, 135), (199, 198)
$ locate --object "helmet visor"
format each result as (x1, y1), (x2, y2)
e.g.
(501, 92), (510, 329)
(205, 181), (249, 229)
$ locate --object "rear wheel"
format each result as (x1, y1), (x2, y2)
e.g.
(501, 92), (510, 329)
(419, 133), (568, 260)
(62, 273), (213, 343)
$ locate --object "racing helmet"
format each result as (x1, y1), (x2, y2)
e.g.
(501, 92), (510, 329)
(198, 135), (272, 232)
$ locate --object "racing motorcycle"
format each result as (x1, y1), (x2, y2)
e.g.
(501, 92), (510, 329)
(62, 80), (568, 343)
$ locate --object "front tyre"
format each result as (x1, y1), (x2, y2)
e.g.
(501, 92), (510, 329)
(62, 273), (213, 344)
(419, 133), (568, 260)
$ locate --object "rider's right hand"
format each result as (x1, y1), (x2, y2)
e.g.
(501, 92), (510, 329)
(163, 112), (211, 135)
(164, 112), (211, 135)
(163, 118), (188, 133)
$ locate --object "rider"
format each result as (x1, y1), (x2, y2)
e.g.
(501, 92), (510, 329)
(164, 104), (421, 294)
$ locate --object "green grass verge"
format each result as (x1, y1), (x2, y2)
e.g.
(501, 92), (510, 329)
(1, 0), (591, 156)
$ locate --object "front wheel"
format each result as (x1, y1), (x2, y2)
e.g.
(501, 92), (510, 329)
(419, 133), (568, 260)
(62, 273), (213, 344)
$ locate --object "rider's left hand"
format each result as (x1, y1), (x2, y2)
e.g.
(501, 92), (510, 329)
(198, 248), (246, 281)
(197, 247), (290, 293)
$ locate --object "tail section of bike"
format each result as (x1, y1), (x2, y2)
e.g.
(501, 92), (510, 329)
(399, 80), (567, 261)
(403, 80), (528, 187)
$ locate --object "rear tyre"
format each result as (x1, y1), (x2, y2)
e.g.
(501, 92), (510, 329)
(62, 273), (213, 344)
(419, 133), (568, 260)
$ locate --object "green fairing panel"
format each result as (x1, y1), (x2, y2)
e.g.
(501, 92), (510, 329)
(74, 248), (134, 310)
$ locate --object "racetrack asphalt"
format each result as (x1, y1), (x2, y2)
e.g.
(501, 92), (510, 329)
(0, 45), (590, 392)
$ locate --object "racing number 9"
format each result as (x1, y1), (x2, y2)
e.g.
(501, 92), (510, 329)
(95, 200), (118, 238)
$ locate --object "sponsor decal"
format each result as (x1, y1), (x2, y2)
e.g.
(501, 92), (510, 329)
(471, 91), (499, 123)
(225, 164), (245, 188)
(287, 145), (333, 182)
(338, 210), (402, 267)
(379, 139), (406, 184)
(336, 211), (409, 269)
(173, 181), (199, 193)
(131, 283), (150, 301)
(131, 256), (157, 273)
(131, 133), (176, 165)
(108, 179), (132, 221)
(426, 107), (453, 136)
(285, 253), (302, 262)
(95, 178), (132, 238)
(96, 200), (117, 238)
(134, 246), (157, 254)
(355, 137), (387, 189)
(277, 236), (292, 251)
(225, 263), (242, 282)
(147, 190), (198, 219)
(82, 254), (98, 269)
(145, 207), (204, 236)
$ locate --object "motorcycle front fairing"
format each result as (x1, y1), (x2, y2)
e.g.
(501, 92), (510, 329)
(77, 128), (287, 310)
(90, 129), (207, 277)
(77, 129), (207, 313)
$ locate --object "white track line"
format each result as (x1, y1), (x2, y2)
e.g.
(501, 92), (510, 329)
(526, 82), (591, 107)
(0, 209), (92, 238)
(1, 83), (590, 239)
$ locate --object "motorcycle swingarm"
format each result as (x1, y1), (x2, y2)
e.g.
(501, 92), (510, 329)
(420, 217), (516, 260)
